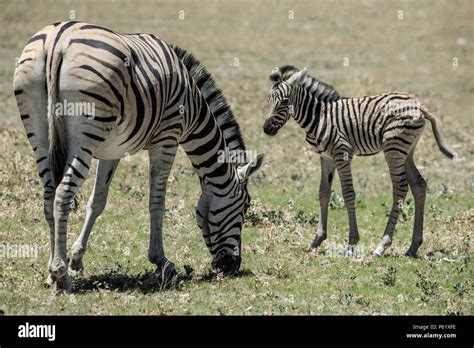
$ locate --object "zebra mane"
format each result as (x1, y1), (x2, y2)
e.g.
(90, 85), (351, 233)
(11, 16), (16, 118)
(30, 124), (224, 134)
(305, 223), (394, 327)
(171, 45), (246, 155)
(270, 65), (341, 103)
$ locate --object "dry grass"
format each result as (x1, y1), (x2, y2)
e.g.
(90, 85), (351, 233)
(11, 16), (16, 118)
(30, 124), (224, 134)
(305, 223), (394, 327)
(0, 0), (472, 315)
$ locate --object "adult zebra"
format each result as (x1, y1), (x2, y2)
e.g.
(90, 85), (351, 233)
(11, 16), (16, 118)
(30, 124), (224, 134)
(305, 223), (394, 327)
(13, 21), (263, 294)
(264, 66), (456, 258)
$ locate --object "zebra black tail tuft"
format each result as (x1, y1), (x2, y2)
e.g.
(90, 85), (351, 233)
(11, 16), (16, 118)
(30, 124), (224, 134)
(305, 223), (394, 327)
(48, 116), (68, 189)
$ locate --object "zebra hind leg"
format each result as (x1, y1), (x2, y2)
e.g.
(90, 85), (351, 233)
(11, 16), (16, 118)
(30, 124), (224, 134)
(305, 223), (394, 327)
(51, 148), (93, 294)
(373, 150), (409, 256)
(404, 151), (427, 257)
(70, 159), (120, 272)
(13, 63), (58, 286)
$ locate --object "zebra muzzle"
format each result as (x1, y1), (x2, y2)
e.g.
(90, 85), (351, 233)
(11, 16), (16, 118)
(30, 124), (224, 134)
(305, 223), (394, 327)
(263, 118), (278, 136)
(212, 249), (241, 275)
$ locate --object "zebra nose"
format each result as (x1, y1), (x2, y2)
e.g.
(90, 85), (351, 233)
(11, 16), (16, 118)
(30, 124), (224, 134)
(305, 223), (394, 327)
(263, 118), (278, 136)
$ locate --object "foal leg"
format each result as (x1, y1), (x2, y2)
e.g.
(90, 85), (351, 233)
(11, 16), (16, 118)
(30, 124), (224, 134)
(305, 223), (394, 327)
(309, 157), (336, 251)
(373, 150), (409, 256)
(404, 151), (427, 257)
(334, 151), (360, 255)
(70, 159), (120, 272)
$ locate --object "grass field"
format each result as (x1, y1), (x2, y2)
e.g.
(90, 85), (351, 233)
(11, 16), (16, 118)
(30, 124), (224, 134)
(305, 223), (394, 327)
(0, 0), (472, 315)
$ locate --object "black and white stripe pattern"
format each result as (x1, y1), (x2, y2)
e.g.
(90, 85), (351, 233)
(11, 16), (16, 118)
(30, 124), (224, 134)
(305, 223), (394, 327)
(270, 65), (340, 103)
(13, 21), (263, 293)
(264, 67), (456, 257)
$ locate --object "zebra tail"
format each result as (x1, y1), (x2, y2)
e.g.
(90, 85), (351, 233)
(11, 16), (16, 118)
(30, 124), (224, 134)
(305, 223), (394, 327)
(46, 47), (71, 198)
(420, 105), (457, 160)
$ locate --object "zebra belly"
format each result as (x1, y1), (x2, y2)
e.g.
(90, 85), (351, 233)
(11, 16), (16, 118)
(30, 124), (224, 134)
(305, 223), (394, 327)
(61, 113), (143, 160)
(306, 133), (325, 153)
(92, 131), (141, 159)
(355, 149), (382, 157)
(306, 137), (333, 160)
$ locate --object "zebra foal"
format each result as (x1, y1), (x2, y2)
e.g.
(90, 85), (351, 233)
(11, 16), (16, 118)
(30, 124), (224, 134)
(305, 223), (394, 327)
(263, 66), (456, 257)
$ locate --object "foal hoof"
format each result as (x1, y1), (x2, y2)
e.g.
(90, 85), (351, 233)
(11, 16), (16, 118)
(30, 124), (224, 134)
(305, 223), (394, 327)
(308, 235), (326, 252)
(404, 250), (418, 258)
(345, 244), (357, 257)
(372, 245), (385, 257)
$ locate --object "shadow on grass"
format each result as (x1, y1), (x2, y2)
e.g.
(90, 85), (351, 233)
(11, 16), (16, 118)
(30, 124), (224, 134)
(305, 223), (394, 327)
(73, 266), (255, 294)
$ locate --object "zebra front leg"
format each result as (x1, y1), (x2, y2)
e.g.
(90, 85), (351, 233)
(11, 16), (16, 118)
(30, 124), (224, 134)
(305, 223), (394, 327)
(335, 152), (360, 256)
(51, 149), (93, 294)
(309, 157), (336, 251)
(404, 153), (426, 257)
(147, 141), (178, 277)
(373, 151), (409, 256)
(71, 159), (120, 272)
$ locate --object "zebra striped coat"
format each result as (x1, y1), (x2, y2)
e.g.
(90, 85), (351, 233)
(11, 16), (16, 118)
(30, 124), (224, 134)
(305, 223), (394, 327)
(13, 21), (263, 294)
(264, 67), (456, 258)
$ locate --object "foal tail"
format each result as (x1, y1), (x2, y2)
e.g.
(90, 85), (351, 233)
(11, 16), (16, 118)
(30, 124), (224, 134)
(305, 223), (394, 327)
(420, 105), (457, 160)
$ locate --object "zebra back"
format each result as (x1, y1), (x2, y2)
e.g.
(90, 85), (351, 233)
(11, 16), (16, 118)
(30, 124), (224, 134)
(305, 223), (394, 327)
(172, 46), (246, 157)
(271, 65), (341, 103)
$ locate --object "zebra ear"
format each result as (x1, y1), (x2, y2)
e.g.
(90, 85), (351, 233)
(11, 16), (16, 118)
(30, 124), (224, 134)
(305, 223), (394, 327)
(237, 154), (264, 181)
(287, 67), (308, 86)
(269, 67), (282, 82)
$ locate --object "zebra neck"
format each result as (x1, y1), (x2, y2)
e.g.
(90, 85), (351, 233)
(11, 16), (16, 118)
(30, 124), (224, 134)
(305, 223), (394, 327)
(292, 89), (320, 134)
(180, 92), (237, 195)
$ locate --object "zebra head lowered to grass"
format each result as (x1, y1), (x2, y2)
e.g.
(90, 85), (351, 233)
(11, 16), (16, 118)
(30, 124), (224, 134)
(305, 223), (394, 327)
(13, 21), (264, 294)
(264, 66), (457, 258)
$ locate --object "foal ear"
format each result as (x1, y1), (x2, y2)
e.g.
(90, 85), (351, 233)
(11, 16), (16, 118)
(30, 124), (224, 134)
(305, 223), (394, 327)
(269, 67), (282, 82)
(287, 66), (308, 86)
(237, 154), (265, 181)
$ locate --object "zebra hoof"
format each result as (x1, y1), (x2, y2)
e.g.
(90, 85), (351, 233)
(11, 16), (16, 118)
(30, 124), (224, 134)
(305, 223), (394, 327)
(372, 245), (385, 257)
(155, 260), (176, 280)
(404, 250), (418, 258)
(70, 257), (84, 273)
(71, 244), (86, 272)
(308, 235), (326, 252)
(345, 244), (357, 257)
(53, 274), (73, 296)
(45, 274), (55, 287)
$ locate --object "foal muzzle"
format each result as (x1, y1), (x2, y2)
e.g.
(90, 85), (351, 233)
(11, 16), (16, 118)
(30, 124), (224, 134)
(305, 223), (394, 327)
(263, 117), (279, 136)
